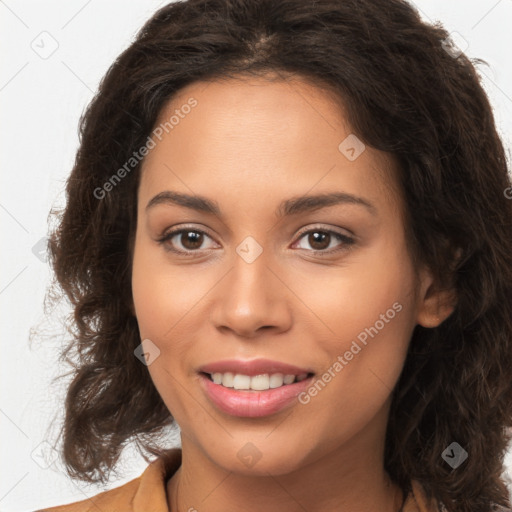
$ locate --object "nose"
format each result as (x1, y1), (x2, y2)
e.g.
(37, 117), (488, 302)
(210, 248), (293, 339)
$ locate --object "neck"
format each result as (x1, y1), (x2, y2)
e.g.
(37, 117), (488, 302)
(169, 460), (402, 512)
(167, 418), (404, 512)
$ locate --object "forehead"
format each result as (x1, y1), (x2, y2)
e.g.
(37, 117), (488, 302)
(139, 75), (402, 220)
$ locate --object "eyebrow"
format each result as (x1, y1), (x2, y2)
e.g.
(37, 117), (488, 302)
(145, 190), (377, 217)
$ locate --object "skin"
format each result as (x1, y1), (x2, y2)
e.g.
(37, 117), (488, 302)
(131, 75), (455, 512)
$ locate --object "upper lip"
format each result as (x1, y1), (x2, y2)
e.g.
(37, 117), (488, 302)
(199, 358), (314, 377)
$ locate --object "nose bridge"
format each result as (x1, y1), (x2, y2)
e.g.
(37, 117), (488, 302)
(212, 237), (291, 336)
(231, 244), (270, 302)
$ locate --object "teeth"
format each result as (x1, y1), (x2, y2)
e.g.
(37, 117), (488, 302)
(212, 372), (223, 385)
(269, 373), (284, 388)
(283, 374), (295, 385)
(221, 372), (234, 387)
(251, 374), (270, 390)
(209, 372), (309, 391)
(233, 374), (251, 390)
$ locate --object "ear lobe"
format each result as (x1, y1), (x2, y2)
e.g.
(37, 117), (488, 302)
(415, 267), (458, 328)
(416, 289), (457, 328)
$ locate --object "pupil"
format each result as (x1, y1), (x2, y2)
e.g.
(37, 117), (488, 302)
(309, 231), (329, 250)
(182, 231), (203, 249)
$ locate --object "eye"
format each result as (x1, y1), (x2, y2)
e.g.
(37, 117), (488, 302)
(292, 227), (355, 254)
(157, 227), (218, 254)
(157, 225), (355, 256)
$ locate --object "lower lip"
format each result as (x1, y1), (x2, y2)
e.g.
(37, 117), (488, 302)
(199, 373), (314, 418)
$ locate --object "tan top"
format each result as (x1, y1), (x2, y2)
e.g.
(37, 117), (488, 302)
(36, 448), (441, 512)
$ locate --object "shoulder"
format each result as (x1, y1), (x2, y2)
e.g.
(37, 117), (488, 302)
(34, 476), (142, 512)
(35, 448), (182, 512)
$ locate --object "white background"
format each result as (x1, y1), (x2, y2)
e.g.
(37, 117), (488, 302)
(1, 1), (511, 511)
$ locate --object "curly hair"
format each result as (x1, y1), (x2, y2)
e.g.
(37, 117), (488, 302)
(47, 0), (512, 510)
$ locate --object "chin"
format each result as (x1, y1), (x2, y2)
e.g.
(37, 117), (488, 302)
(201, 437), (311, 477)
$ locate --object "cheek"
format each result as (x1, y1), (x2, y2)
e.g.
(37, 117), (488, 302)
(296, 296), (414, 452)
(131, 236), (217, 407)
(299, 238), (416, 349)
(131, 240), (199, 420)
(302, 236), (417, 404)
(131, 237), (208, 341)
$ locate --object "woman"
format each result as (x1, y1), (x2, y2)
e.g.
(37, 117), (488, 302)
(37, 0), (512, 511)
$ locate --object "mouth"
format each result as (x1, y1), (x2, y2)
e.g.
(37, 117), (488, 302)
(197, 359), (316, 417)
(199, 371), (315, 418)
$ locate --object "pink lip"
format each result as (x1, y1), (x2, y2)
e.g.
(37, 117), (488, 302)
(199, 358), (313, 376)
(199, 373), (314, 417)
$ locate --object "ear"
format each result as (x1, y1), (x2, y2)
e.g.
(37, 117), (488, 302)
(415, 265), (458, 328)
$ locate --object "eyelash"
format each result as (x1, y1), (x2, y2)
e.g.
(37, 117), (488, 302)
(156, 225), (355, 257)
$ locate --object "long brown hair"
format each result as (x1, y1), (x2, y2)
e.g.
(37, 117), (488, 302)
(47, 1), (512, 510)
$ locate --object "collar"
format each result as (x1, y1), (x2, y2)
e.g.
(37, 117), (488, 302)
(133, 448), (182, 512)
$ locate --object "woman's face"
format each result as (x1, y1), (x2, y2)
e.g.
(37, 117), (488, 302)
(131, 76), (442, 475)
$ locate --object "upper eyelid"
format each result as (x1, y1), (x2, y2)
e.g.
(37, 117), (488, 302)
(160, 225), (216, 241)
(160, 223), (352, 238)
(295, 224), (354, 238)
